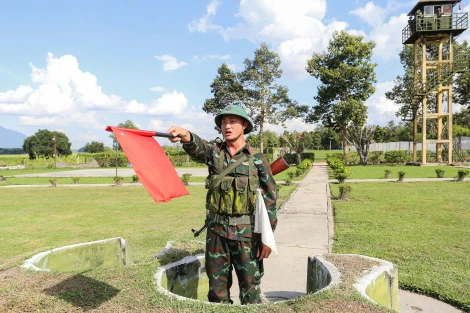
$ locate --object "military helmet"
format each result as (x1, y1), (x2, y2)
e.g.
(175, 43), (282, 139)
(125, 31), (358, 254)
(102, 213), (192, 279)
(214, 105), (254, 134)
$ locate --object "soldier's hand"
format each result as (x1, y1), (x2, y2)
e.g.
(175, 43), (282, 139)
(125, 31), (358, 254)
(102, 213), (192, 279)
(257, 243), (272, 261)
(167, 126), (191, 143)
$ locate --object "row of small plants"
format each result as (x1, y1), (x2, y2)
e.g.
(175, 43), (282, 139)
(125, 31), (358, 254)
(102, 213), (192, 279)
(47, 175), (140, 187)
(283, 159), (313, 186)
(382, 168), (469, 182)
(327, 155), (352, 200)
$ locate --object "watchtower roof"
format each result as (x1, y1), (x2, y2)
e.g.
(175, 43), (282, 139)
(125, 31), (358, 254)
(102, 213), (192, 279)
(408, 0), (459, 16)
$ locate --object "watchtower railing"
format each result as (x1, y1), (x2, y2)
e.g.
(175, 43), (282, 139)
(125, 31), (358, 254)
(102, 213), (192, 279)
(402, 12), (468, 44)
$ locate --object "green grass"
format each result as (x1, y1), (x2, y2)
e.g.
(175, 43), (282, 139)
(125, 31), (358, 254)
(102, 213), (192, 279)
(306, 149), (332, 162)
(0, 167), (82, 176)
(330, 164), (465, 179)
(331, 182), (470, 312)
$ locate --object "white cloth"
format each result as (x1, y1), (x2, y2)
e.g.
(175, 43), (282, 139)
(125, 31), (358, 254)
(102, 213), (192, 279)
(254, 189), (277, 255)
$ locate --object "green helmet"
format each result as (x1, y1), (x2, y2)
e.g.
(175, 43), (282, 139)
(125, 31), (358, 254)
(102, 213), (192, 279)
(214, 105), (254, 134)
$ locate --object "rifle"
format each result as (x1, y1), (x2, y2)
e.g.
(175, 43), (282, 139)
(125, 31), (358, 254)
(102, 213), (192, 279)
(190, 156), (289, 237)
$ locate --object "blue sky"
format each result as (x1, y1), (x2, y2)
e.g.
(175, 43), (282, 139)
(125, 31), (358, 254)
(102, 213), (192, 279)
(1, 0), (469, 149)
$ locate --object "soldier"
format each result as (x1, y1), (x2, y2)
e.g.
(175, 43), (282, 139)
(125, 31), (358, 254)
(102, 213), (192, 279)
(167, 105), (277, 304)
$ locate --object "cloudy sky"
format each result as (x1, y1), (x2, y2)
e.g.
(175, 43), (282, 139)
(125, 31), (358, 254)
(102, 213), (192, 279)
(1, 0), (469, 149)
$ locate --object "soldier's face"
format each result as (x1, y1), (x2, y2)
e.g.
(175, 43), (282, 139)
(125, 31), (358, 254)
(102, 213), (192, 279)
(221, 114), (246, 142)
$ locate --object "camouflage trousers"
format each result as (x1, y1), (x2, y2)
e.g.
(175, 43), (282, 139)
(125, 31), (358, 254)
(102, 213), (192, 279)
(205, 229), (264, 304)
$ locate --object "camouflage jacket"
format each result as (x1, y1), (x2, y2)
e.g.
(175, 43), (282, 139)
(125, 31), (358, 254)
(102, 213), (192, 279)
(183, 133), (277, 242)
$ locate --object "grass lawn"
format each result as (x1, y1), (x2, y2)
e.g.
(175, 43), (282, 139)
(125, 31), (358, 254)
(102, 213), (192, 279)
(330, 182), (470, 312)
(330, 164), (466, 179)
(0, 182), (393, 313)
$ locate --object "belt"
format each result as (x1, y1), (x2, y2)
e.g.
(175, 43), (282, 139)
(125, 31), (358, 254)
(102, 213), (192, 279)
(207, 211), (254, 226)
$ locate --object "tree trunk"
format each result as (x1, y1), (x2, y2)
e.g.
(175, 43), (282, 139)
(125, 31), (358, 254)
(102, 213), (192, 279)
(342, 126), (348, 155)
(259, 111), (265, 153)
(296, 152), (301, 164)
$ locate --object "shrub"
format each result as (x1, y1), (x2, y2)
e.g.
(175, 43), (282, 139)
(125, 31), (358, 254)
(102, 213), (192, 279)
(339, 184), (351, 200)
(455, 170), (469, 182)
(384, 150), (412, 164)
(114, 176), (123, 185)
(334, 167), (351, 184)
(49, 178), (57, 187)
(295, 168), (304, 177)
(297, 159), (313, 170)
(132, 174), (139, 183)
(369, 151), (384, 164)
(301, 152), (315, 162)
(181, 173), (192, 186)
(326, 157), (344, 172)
(287, 172), (296, 180)
(284, 177), (292, 186)
(384, 169), (392, 179)
(397, 171), (406, 182)
(343, 152), (360, 165)
(0, 175), (6, 182)
(275, 184), (283, 198)
(435, 169), (445, 178)
(72, 177), (80, 184)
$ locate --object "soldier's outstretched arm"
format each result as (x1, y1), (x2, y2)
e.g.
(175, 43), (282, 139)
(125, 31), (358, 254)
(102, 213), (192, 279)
(167, 126), (191, 143)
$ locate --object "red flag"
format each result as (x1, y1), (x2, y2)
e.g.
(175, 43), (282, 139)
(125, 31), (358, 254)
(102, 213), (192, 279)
(105, 126), (189, 202)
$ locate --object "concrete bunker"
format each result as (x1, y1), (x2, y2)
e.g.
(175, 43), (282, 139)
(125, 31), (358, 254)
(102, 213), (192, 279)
(21, 237), (132, 272)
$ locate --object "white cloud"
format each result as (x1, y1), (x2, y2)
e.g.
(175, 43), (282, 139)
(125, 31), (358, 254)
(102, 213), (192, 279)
(154, 55), (188, 71)
(366, 81), (401, 125)
(226, 63), (237, 71)
(264, 117), (317, 134)
(150, 86), (166, 92)
(187, 0), (222, 33)
(192, 54), (231, 62)
(148, 91), (188, 115)
(350, 1), (387, 27)
(369, 13), (408, 61)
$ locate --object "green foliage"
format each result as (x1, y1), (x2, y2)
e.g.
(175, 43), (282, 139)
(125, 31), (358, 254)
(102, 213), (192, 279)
(338, 184), (351, 200)
(284, 176), (292, 186)
(369, 151), (384, 164)
(0, 148), (25, 155)
(397, 171), (406, 181)
(306, 30), (377, 151)
(181, 173), (192, 186)
(326, 156), (344, 171)
(334, 167), (351, 184)
(114, 176), (123, 185)
(435, 169), (445, 178)
(384, 169), (392, 179)
(83, 141), (105, 153)
(48, 178), (57, 187)
(384, 150), (412, 163)
(456, 170), (469, 182)
(132, 174), (139, 183)
(72, 177), (80, 184)
(91, 152), (129, 167)
(301, 152), (315, 162)
(343, 152), (360, 165)
(297, 159), (313, 170)
(287, 172), (296, 180)
(295, 168), (304, 177)
(22, 129), (72, 160)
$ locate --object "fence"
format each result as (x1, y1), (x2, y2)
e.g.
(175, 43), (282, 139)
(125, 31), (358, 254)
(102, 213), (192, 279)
(348, 136), (470, 153)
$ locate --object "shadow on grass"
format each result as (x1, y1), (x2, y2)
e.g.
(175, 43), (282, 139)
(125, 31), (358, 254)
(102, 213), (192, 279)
(43, 273), (120, 311)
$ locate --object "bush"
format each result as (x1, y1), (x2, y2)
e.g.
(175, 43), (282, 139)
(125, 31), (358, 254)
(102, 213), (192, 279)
(369, 151), (384, 164)
(297, 159), (313, 170)
(49, 178), (57, 187)
(435, 169), (445, 178)
(181, 173), (192, 186)
(339, 184), (351, 200)
(275, 184), (283, 198)
(132, 174), (139, 183)
(384, 169), (392, 179)
(114, 176), (123, 185)
(295, 168), (304, 177)
(384, 150), (412, 164)
(72, 177), (80, 184)
(287, 172), (296, 180)
(284, 177), (292, 186)
(301, 152), (315, 162)
(397, 171), (406, 182)
(343, 152), (360, 165)
(92, 152), (129, 168)
(334, 167), (351, 184)
(455, 170), (469, 182)
(326, 157), (344, 172)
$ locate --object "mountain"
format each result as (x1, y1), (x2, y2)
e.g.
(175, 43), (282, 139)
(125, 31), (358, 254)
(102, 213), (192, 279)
(0, 126), (28, 148)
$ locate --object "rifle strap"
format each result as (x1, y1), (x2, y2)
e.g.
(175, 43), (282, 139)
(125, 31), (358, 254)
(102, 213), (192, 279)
(212, 152), (248, 186)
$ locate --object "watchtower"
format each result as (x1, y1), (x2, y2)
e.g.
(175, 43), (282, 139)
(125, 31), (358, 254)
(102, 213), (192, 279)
(402, 0), (467, 164)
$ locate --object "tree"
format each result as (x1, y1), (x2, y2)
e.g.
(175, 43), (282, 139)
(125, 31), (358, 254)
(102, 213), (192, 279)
(83, 141), (105, 153)
(203, 63), (245, 118)
(240, 43), (307, 153)
(306, 30), (377, 154)
(345, 125), (376, 165)
(109, 120), (138, 151)
(282, 131), (307, 164)
(453, 40), (470, 109)
(22, 129), (72, 160)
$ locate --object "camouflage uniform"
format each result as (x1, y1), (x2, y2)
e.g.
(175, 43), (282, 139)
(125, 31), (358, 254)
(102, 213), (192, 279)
(183, 133), (277, 304)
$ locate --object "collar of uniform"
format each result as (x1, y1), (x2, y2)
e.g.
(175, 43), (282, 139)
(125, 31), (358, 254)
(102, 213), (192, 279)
(220, 141), (252, 156)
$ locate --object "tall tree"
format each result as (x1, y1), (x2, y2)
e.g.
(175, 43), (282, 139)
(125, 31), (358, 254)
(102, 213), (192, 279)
(306, 30), (377, 154)
(23, 129), (72, 160)
(453, 40), (470, 109)
(109, 120), (138, 151)
(83, 141), (105, 153)
(345, 125), (376, 165)
(281, 131), (307, 164)
(240, 43), (307, 153)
